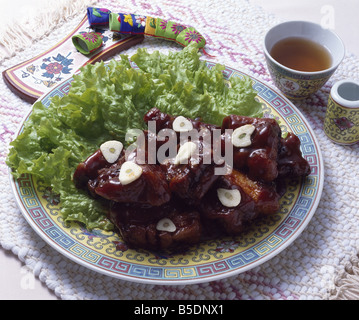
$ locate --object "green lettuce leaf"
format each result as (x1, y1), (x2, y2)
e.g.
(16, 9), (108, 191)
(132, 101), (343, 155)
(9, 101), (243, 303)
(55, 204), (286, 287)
(6, 45), (263, 230)
(131, 44), (263, 124)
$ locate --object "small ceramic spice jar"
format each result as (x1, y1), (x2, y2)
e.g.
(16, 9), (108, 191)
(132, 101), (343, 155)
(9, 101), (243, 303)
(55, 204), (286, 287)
(324, 79), (359, 145)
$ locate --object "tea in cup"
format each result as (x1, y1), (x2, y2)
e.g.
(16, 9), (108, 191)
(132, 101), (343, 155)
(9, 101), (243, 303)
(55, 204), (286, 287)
(324, 80), (359, 145)
(263, 21), (345, 100)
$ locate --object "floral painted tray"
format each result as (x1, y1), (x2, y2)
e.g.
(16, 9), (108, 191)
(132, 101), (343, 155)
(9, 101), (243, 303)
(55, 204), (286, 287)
(2, 15), (143, 103)
(10, 63), (324, 284)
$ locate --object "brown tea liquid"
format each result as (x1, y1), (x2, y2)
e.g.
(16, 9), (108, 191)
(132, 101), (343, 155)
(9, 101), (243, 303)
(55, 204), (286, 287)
(270, 37), (332, 72)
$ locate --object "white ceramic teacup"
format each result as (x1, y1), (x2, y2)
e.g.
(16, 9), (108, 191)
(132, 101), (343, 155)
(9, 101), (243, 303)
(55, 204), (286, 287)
(263, 21), (345, 100)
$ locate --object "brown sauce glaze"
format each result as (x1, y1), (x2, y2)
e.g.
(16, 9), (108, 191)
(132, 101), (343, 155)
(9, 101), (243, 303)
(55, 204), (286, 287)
(199, 168), (280, 235)
(160, 137), (219, 203)
(144, 107), (220, 134)
(109, 201), (202, 251)
(73, 109), (311, 252)
(222, 115), (282, 182)
(89, 157), (171, 207)
(73, 149), (116, 189)
(278, 132), (311, 178)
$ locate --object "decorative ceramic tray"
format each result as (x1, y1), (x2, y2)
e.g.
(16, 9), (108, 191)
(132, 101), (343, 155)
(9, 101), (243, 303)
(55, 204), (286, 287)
(10, 62), (324, 285)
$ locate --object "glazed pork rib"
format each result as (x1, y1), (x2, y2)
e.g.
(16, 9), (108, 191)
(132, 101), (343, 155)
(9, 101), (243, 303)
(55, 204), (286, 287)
(73, 149), (171, 207)
(221, 114), (282, 182)
(73, 149), (120, 189)
(144, 107), (220, 134)
(72, 108), (311, 251)
(144, 108), (308, 183)
(160, 140), (219, 203)
(144, 107), (221, 203)
(90, 158), (171, 207)
(109, 201), (202, 251)
(199, 168), (281, 235)
(278, 132), (311, 178)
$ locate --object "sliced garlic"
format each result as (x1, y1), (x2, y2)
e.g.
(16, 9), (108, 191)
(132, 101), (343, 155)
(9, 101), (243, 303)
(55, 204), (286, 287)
(174, 141), (197, 165)
(156, 218), (176, 232)
(119, 161), (143, 185)
(231, 124), (255, 148)
(100, 140), (123, 163)
(172, 116), (193, 132)
(217, 188), (241, 207)
(224, 79), (232, 88)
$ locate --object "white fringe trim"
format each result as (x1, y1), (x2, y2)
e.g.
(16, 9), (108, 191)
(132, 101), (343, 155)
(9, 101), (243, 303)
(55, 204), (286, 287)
(0, 0), (96, 63)
(329, 253), (359, 300)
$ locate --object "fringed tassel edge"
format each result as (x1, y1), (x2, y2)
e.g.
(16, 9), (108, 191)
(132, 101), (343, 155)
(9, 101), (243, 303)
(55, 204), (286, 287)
(329, 253), (359, 300)
(0, 0), (97, 64)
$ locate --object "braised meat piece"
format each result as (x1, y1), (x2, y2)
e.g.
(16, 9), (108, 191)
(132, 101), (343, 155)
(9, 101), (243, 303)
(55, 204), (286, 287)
(278, 132), (311, 178)
(88, 157), (171, 207)
(126, 130), (169, 165)
(160, 138), (219, 203)
(199, 169), (280, 235)
(162, 160), (218, 203)
(221, 115), (282, 182)
(145, 108), (221, 202)
(224, 168), (281, 215)
(143, 107), (173, 132)
(73, 149), (121, 189)
(144, 107), (220, 134)
(109, 201), (202, 251)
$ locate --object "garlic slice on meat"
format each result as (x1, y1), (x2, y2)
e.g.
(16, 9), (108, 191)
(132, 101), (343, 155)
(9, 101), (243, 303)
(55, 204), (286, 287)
(100, 140), (123, 163)
(119, 161), (143, 185)
(217, 188), (241, 207)
(156, 218), (176, 232)
(174, 141), (197, 165)
(173, 116), (193, 132)
(231, 124), (255, 148)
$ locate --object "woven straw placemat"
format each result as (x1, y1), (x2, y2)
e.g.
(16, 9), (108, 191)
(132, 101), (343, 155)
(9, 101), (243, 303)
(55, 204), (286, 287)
(1, 0), (359, 300)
